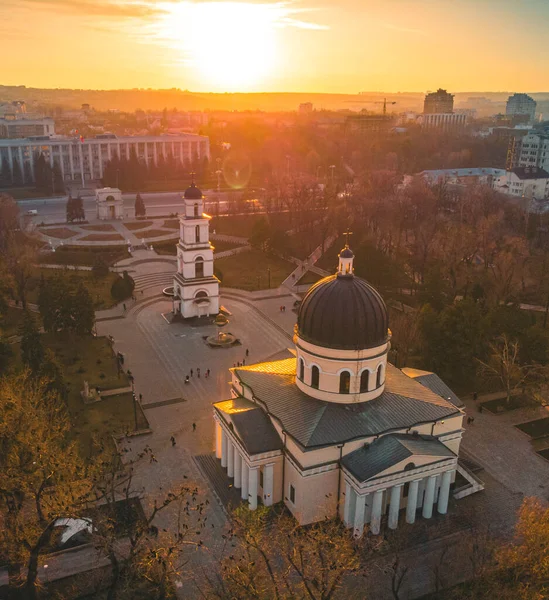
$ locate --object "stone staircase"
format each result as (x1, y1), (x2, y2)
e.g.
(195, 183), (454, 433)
(132, 271), (174, 294)
(194, 454), (243, 511)
(454, 460), (485, 499)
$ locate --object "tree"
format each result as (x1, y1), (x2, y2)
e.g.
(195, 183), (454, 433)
(74, 195), (86, 221)
(0, 160), (12, 186)
(52, 160), (65, 195)
(477, 335), (534, 406)
(135, 192), (146, 218)
(92, 255), (110, 278)
(0, 193), (20, 251)
(249, 217), (271, 250)
(66, 194), (76, 222)
(4, 240), (36, 309)
(209, 506), (365, 600)
(72, 282), (95, 335)
(111, 271), (135, 302)
(12, 157), (24, 186)
(0, 373), (97, 599)
(20, 312), (44, 373)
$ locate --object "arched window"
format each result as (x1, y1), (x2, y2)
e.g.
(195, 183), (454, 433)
(195, 257), (204, 278)
(195, 225), (200, 243)
(376, 365), (383, 387)
(299, 359), (304, 381)
(194, 203), (199, 217)
(339, 371), (351, 394)
(195, 291), (208, 299)
(311, 366), (319, 389)
(360, 370), (370, 393)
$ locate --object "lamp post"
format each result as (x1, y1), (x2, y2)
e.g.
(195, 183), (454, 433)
(267, 267), (271, 289)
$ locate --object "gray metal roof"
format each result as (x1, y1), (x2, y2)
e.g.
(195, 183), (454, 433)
(234, 359), (460, 449)
(342, 434), (456, 482)
(401, 369), (463, 408)
(213, 398), (283, 455)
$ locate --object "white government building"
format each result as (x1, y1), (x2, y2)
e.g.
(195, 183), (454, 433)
(172, 182), (220, 319)
(0, 132), (209, 186)
(213, 246), (480, 536)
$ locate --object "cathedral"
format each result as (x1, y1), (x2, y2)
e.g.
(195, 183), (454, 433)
(213, 244), (468, 536)
(172, 181), (220, 319)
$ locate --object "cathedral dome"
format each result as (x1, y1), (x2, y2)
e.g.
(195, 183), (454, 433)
(297, 272), (389, 351)
(184, 183), (203, 200)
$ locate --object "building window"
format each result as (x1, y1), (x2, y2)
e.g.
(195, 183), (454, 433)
(376, 365), (383, 387)
(299, 359), (304, 381)
(195, 225), (200, 243)
(289, 484), (295, 504)
(360, 370), (369, 393)
(195, 257), (204, 278)
(311, 366), (319, 389)
(339, 371), (351, 394)
(194, 203), (199, 217)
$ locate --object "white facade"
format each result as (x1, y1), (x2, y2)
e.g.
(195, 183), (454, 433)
(419, 113), (467, 131)
(172, 185), (220, 319)
(493, 168), (549, 200)
(95, 187), (124, 220)
(518, 132), (549, 172)
(420, 167), (506, 187)
(0, 133), (210, 187)
(506, 93), (536, 123)
(0, 117), (55, 139)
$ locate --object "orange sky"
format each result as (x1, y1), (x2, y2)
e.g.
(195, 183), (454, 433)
(1, 0), (549, 93)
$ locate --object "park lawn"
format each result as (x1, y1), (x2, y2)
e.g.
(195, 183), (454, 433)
(215, 250), (294, 291)
(515, 418), (549, 439)
(37, 247), (130, 267)
(138, 229), (176, 239)
(162, 219), (179, 229)
(79, 233), (124, 242)
(481, 394), (537, 414)
(0, 186), (55, 200)
(39, 227), (79, 239)
(0, 306), (41, 338)
(285, 229), (327, 260)
(210, 213), (293, 239)
(212, 240), (244, 253)
(41, 334), (146, 457)
(124, 221), (153, 231)
(296, 270), (322, 285)
(79, 224), (116, 232)
(26, 267), (121, 309)
(152, 240), (177, 256)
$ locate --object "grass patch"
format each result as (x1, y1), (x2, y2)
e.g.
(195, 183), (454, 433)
(39, 227), (79, 239)
(152, 240), (177, 256)
(215, 250), (294, 291)
(37, 247), (130, 267)
(79, 224), (116, 232)
(124, 221), (153, 231)
(0, 186), (55, 199)
(481, 394), (536, 414)
(213, 240), (244, 253)
(26, 268), (122, 309)
(515, 417), (549, 439)
(162, 219), (179, 229)
(296, 270), (322, 286)
(0, 306), (41, 338)
(211, 215), (265, 239)
(80, 233), (124, 242)
(138, 229), (176, 239)
(286, 230), (327, 260)
(537, 448), (549, 462)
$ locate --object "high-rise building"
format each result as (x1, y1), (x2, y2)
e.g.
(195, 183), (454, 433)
(506, 93), (537, 123)
(423, 89), (454, 114)
(518, 131), (549, 172)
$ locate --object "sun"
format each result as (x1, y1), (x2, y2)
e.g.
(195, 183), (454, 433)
(160, 2), (280, 91)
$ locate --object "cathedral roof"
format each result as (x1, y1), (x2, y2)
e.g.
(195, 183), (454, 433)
(232, 359), (460, 449)
(401, 368), (464, 408)
(341, 434), (456, 483)
(296, 273), (389, 350)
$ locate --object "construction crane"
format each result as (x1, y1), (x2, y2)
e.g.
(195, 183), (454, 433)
(344, 97), (397, 115)
(506, 135), (517, 171)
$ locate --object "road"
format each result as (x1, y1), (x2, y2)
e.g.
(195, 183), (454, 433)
(17, 190), (233, 224)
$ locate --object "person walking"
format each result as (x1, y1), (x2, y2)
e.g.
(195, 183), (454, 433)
(170, 436), (176, 447)
(192, 422), (196, 432)
(245, 348), (249, 357)
(190, 369), (193, 377)
(242, 358), (246, 366)
(206, 368), (211, 378)
(197, 368), (201, 378)
(123, 303), (126, 312)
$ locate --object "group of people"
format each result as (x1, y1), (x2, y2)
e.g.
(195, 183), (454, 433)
(233, 348), (250, 369)
(279, 305), (287, 312)
(185, 367), (211, 384)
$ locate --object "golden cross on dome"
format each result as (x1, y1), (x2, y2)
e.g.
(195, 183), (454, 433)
(344, 228), (353, 247)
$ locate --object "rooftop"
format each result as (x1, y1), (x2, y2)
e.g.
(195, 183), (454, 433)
(511, 166), (549, 180)
(232, 358), (461, 449)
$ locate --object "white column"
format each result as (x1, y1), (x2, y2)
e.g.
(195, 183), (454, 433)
(437, 470), (453, 515)
(388, 484), (402, 530)
(248, 467), (259, 510)
(221, 429), (228, 468)
(7, 146), (13, 175)
(88, 144), (93, 181)
(343, 482), (355, 528)
(227, 441), (234, 477)
(263, 463), (274, 507)
(422, 475), (437, 519)
(233, 448), (242, 488)
(144, 142), (149, 167)
(18, 147), (24, 183)
(153, 142), (158, 166)
(179, 142), (184, 164)
(241, 458), (249, 500)
(215, 421), (222, 459)
(99, 144), (104, 179)
(370, 489), (384, 535)
(29, 146), (35, 180)
(406, 479), (420, 524)
(353, 494), (366, 538)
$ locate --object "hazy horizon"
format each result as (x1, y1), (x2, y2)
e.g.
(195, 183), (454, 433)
(2, 0), (549, 94)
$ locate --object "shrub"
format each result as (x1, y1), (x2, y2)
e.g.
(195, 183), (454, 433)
(110, 271), (135, 302)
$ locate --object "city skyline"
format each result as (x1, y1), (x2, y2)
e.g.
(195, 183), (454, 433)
(2, 0), (549, 93)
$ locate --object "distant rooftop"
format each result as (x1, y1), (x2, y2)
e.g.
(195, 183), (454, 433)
(511, 166), (549, 180)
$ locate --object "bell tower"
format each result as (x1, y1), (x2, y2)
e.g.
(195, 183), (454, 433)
(172, 178), (220, 319)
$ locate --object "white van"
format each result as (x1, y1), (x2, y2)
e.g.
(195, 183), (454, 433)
(26, 209), (38, 215)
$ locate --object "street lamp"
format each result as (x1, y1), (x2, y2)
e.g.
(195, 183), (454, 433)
(329, 165), (336, 183)
(267, 267), (271, 289)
